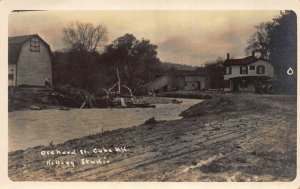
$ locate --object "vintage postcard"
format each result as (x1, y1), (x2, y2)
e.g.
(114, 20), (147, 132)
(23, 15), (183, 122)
(1, 0), (300, 188)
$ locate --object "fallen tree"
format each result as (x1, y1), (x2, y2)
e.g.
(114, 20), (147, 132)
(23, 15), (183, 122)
(101, 68), (156, 108)
(50, 69), (155, 109)
(50, 85), (95, 108)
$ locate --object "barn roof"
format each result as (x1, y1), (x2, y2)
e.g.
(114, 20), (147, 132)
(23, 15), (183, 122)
(173, 69), (207, 76)
(9, 34), (36, 44)
(8, 34), (51, 64)
(223, 56), (262, 66)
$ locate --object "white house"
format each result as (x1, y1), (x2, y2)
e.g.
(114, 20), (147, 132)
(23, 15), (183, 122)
(8, 34), (52, 86)
(223, 52), (274, 92)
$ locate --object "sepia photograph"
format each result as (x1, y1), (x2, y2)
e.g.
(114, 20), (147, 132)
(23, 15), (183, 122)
(7, 9), (297, 182)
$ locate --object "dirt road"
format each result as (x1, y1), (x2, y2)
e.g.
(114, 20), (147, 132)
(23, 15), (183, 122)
(8, 94), (297, 181)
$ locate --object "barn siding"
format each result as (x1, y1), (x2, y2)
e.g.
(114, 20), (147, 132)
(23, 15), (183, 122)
(143, 74), (208, 93)
(171, 76), (184, 90)
(16, 39), (52, 86)
(184, 76), (206, 90)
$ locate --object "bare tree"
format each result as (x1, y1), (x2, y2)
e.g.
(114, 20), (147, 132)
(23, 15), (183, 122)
(62, 21), (108, 90)
(63, 21), (108, 52)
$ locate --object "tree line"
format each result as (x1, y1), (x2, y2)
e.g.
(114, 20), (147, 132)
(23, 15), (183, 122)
(52, 22), (164, 95)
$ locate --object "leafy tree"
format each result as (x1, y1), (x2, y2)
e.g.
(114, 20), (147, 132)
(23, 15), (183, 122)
(103, 33), (160, 89)
(204, 58), (225, 89)
(52, 51), (102, 90)
(245, 22), (274, 59)
(269, 11), (297, 92)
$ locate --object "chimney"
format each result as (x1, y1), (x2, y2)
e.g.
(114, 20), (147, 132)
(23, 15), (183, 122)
(227, 53), (230, 60)
(252, 51), (255, 57)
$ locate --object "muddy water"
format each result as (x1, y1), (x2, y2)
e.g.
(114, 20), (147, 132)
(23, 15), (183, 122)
(9, 98), (201, 152)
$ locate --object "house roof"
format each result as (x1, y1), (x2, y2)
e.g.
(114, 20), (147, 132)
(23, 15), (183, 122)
(223, 56), (263, 66)
(153, 69), (207, 78)
(8, 34), (51, 64)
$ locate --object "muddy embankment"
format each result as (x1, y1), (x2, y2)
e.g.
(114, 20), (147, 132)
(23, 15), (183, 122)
(8, 94), (297, 181)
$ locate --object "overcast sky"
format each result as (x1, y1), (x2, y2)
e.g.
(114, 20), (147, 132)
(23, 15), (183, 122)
(9, 10), (280, 66)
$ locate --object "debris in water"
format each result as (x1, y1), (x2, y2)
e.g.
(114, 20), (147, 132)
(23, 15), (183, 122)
(30, 105), (42, 110)
(144, 117), (158, 125)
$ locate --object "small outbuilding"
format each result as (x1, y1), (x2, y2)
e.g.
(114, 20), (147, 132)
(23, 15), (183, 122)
(141, 69), (209, 93)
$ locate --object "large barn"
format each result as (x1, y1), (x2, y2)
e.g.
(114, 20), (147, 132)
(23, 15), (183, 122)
(8, 34), (52, 87)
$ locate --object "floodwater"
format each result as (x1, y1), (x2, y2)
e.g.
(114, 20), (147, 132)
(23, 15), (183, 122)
(8, 98), (201, 152)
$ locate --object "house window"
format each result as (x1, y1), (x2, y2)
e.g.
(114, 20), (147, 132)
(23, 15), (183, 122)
(30, 37), (40, 52)
(257, 65), (265, 74)
(240, 66), (248, 74)
(249, 65), (255, 70)
(239, 80), (248, 88)
(225, 66), (231, 75)
(8, 73), (14, 80)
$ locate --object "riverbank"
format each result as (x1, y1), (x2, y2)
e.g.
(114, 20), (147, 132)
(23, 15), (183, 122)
(8, 86), (212, 111)
(9, 86), (191, 111)
(156, 91), (213, 99)
(8, 94), (297, 181)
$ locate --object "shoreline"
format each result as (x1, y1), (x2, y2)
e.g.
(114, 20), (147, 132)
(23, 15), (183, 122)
(8, 94), (297, 181)
(9, 96), (202, 112)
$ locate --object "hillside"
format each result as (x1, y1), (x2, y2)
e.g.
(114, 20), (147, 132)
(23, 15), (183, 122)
(161, 62), (198, 71)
